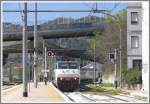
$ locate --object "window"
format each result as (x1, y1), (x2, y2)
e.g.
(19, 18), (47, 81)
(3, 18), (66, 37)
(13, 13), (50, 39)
(69, 63), (78, 69)
(133, 60), (142, 70)
(131, 12), (138, 24)
(58, 63), (68, 69)
(131, 36), (139, 48)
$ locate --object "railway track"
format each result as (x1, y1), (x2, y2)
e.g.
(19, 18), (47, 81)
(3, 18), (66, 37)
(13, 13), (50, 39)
(51, 83), (147, 103)
(63, 92), (96, 102)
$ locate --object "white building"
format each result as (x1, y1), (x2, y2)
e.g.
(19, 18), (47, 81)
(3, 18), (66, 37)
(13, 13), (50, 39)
(127, 2), (149, 91)
(141, 2), (149, 91)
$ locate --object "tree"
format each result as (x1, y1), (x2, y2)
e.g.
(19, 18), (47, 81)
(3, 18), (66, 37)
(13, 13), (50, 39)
(87, 9), (127, 73)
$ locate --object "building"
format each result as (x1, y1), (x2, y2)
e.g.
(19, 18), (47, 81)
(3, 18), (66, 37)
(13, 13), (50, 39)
(127, 3), (149, 91)
(127, 3), (142, 70)
(141, 2), (149, 92)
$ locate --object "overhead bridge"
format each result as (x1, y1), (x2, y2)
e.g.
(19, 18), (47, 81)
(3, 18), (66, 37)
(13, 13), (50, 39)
(3, 22), (104, 41)
(3, 40), (99, 62)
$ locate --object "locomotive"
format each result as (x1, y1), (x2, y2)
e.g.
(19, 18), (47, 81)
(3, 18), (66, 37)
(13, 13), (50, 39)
(52, 61), (80, 91)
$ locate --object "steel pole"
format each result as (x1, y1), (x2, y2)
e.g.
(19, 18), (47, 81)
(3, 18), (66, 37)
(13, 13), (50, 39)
(34, 3), (38, 88)
(114, 48), (117, 89)
(119, 28), (122, 88)
(22, 3), (28, 97)
(9, 63), (12, 82)
(28, 54), (30, 92)
(44, 46), (47, 85)
(43, 40), (45, 81)
(93, 37), (96, 84)
(44, 47), (47, 75)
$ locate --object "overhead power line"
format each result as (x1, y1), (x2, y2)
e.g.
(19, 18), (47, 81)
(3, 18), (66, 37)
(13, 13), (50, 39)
(3, 9), (111, 13)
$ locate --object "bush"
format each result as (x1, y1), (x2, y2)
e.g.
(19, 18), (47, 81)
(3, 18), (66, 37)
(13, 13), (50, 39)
(86, 83), (113, 88)
(122, 68), (142, 87)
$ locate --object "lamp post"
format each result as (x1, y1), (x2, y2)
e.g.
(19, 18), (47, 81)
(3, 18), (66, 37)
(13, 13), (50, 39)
(22, 3), (28, 97)
(34, 3), (38, 88)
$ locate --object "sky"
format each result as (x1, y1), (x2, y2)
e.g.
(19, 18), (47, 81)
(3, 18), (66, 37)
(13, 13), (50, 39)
(2, 2), (127, 24)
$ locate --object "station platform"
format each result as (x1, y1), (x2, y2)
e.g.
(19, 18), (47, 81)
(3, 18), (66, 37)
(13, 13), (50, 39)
(2, 82), (65, 103)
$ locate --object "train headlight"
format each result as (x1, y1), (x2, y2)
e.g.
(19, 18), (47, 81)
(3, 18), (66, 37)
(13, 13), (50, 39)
(60, 78), (63, 80)
(74, 77), (77, 80)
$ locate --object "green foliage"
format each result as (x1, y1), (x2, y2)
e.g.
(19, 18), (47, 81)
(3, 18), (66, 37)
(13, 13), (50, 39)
(86, 83), (125, 95)
(86, 84), (106, 92)
(87, 83), (113, 88)
(122, 68), (142, 86)
(86, 8), (127, 65)
(104, 8), (127, 26)
(99, 83), (113, 87)
(89, 30), (103, 47)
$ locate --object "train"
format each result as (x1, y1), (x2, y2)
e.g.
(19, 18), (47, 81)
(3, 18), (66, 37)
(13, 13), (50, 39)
(52, 61), (80, 92)
(80, 62), (103, 83)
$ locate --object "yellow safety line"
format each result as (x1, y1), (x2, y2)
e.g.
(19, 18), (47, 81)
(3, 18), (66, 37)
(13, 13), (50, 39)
(2, 84), (22, 97)
(47, 84), (64, 102)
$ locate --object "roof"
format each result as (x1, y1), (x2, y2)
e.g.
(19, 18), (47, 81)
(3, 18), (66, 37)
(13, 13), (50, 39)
(81, 62), (102, 71)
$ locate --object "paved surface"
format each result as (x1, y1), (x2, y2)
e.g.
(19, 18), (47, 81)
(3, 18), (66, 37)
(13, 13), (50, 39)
(2, 82), (64, 103)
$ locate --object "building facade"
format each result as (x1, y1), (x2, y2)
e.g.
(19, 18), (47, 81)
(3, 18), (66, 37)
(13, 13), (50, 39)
(127, 3), (142, 70)
(127, 3), (149, 91)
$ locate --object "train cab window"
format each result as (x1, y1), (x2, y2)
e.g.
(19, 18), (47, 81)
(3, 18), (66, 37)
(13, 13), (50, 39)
(69, 63), (78, 69)
(58, 63), (68, 69)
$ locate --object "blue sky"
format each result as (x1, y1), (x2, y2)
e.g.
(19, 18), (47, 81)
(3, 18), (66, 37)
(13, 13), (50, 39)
(2, 2), (127, 24)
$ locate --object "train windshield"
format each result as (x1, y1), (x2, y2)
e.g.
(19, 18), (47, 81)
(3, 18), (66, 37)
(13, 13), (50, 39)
(58, 62), (78, 69)
(69, 63), (78, 69)
(58, 63), (68, 69)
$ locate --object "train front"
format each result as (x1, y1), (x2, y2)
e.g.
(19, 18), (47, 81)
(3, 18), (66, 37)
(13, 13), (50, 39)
(56, 61), (80, 91)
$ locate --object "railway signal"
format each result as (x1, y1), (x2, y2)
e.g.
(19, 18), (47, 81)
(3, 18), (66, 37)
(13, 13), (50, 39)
(48, 51), (54, 57)
(109, 53), (115, 63)
(108, 49), (117, 89)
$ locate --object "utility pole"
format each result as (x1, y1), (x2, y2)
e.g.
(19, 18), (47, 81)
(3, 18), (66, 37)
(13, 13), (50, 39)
(93, 37), (96, 84)
(28, 54), (31, 92)
(44, 47), (47, 76)
(114, 48), (117, 89)
(34, 3), (38, 88)
(119, 28), (122, 88)
(9, 62), (12, 82)
(44, 46), (47, 85)
(22, 3), (28, 97)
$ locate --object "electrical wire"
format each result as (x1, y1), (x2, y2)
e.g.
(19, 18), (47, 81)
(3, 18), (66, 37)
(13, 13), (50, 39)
(111, 3), (120, 12)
